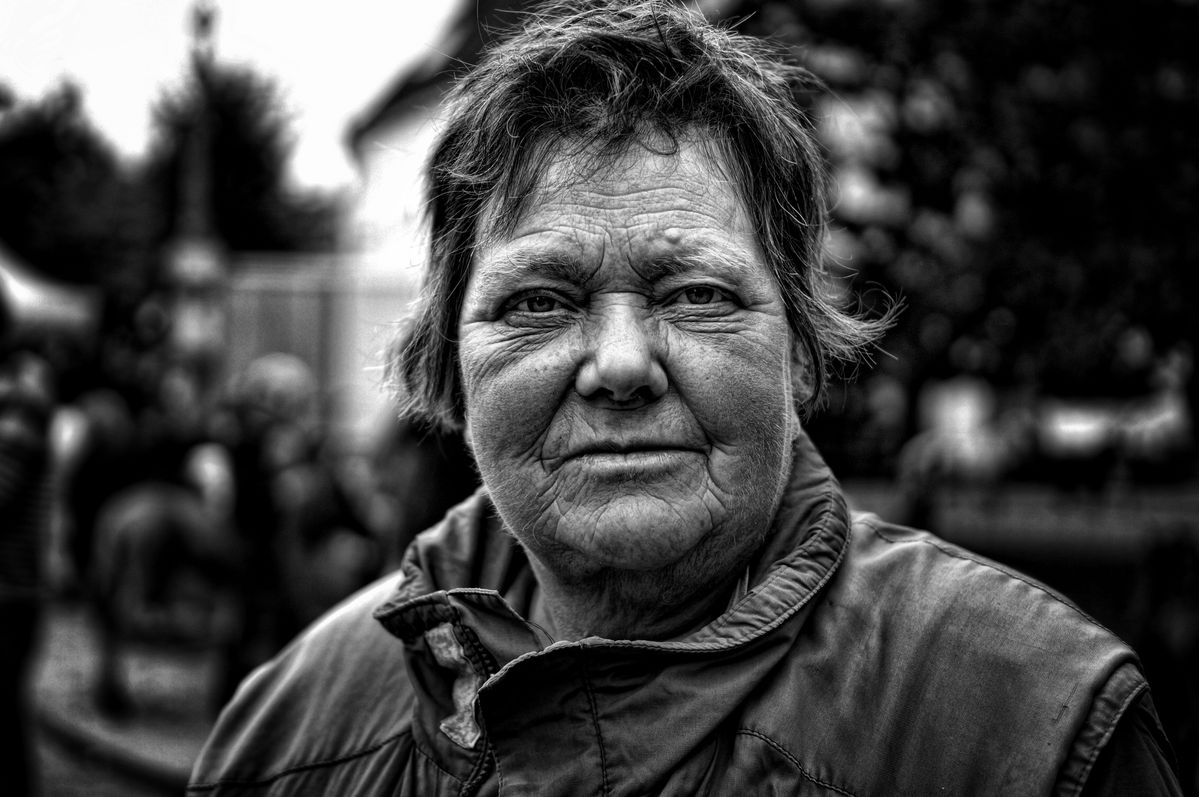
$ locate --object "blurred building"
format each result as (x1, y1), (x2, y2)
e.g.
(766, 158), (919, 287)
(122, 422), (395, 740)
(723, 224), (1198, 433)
(331, 0), (532, 444)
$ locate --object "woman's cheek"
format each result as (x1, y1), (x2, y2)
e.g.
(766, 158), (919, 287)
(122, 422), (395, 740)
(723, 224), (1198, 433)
(461, 334), (568, 459)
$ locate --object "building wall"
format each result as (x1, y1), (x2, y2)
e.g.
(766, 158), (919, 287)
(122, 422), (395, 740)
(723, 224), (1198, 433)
(224, 251), (402, 449)
(227, 253), (338, 387)
(336, 86), (447, 447)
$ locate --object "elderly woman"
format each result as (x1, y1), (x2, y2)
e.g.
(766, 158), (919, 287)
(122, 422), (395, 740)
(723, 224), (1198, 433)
(190, 2), (1179, 795)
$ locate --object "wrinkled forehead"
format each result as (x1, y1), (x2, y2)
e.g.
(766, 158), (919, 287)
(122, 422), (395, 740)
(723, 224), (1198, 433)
(472, 130), (747, 253)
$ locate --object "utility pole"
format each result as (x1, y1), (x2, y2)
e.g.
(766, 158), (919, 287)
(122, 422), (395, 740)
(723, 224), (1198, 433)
(162, 0), (228, 397)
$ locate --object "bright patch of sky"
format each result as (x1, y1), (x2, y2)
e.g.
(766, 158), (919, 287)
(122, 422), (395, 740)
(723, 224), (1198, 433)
(0, 0), (461, 190)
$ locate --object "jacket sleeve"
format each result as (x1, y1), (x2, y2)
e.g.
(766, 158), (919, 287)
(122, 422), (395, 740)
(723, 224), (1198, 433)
(1075, 692), (1183, 797)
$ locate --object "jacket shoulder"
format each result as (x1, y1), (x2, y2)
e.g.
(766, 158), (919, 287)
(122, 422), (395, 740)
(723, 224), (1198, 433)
(188, 573), (416, 793)
(773, 512), (1149, 792)
(846, 512), (1127, 657)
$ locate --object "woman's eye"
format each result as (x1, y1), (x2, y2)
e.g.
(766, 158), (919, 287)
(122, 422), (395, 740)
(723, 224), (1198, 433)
(672, 286), (729, 306)
(521, 295), (559, 312)
(505, 293), (565, 315)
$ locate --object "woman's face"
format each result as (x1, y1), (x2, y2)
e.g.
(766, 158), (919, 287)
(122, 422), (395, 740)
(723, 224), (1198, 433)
(457, 139), (801, 586)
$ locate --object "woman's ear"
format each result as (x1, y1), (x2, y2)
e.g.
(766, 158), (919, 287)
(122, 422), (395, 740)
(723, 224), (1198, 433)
(462, 416), (474, 453)
(788, 344), (814, 441)
(790, 343), (815, 409)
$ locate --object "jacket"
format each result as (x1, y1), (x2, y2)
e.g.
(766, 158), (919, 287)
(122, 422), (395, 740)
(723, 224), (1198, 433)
(188, 434), (1175, 795)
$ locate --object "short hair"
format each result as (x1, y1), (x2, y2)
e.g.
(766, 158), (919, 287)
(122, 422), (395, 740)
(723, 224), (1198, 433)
(388, 0), (890, 430)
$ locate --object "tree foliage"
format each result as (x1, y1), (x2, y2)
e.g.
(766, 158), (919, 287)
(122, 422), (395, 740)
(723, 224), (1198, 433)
(142, 62), (338, 254)
(0, 82), (145, 287)
(732, 0), (1199, 399)
(0, 61), (339, 289)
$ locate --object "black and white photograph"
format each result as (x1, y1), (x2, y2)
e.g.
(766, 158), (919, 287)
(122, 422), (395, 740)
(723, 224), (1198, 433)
(1, 0), (1195, 794)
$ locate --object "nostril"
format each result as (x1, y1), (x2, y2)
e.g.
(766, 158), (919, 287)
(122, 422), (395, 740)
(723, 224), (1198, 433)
(603, 385), (656, 408)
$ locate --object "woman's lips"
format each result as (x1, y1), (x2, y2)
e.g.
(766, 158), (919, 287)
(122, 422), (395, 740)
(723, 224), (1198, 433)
(566, 437), (701, 456)
(564, 446), (702, 478)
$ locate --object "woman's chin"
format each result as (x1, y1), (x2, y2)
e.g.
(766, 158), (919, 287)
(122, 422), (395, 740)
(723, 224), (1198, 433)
(549, 506), (716, 574)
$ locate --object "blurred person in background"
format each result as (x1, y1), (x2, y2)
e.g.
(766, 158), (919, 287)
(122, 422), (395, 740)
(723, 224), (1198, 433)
(0, 344), (55, 797)
(190, 2), (1182, 794)
(211, 353), (388, 704)
(83, 362), (236, 718)
(269, 377), (386, 641)
(210, 352), (323, 704)
(367, 415), (478, 568)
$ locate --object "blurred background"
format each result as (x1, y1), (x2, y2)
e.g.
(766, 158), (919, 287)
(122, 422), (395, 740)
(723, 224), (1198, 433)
(0, 0), (1195, 794)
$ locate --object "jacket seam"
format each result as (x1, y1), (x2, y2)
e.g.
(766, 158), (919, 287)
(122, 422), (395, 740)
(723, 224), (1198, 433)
(449, 604), (498, 796)
(412, 738), (465, 787)
(580, 655), (612, 797)
(457, 725), (493, 796)
(735, 728), (860, 796)
(187, 730), (413, 792)
(863, 517), (1115, 635)
(453, 615), (500, 679)
(1062, 680), (1147, 797)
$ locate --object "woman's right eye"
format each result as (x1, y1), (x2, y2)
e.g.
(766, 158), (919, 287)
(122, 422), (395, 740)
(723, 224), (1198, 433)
(515, 295), (560, 313)
(502, 291), (570, 318)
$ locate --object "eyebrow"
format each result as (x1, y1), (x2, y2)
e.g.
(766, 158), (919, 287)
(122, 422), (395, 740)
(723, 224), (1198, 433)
(472, 251), (597, 296)
(474, 242), (757, 296)
(636, 245), (760, 284)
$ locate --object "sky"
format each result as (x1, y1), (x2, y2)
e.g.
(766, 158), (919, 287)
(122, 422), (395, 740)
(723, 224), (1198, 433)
(0, 0), (461, 190)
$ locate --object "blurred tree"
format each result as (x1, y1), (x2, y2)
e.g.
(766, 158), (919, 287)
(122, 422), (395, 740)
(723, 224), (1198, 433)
(142, 62), (338, 255)
(0, 82), (147, 288)
(728, 0), (1199, 454)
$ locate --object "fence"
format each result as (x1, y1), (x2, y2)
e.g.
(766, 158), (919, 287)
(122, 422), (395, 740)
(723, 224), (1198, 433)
(226, 252), (416, 447)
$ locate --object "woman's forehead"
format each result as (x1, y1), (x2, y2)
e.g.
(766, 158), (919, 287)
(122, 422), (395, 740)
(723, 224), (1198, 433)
(478, 131), (735, 225)
(473, 137), (757, 267)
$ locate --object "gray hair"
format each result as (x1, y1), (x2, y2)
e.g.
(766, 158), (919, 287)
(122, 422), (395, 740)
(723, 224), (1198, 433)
(388, 0), (891, 430)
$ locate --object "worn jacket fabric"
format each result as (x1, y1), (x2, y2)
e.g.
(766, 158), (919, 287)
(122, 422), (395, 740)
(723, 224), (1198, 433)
(189, 435), (1167, 796)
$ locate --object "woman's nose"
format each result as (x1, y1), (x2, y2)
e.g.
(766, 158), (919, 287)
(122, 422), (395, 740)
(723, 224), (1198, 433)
(575, 304), (668, 405)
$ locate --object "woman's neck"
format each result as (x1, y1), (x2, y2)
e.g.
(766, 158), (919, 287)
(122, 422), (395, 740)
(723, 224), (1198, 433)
(528, 556), (741, 642)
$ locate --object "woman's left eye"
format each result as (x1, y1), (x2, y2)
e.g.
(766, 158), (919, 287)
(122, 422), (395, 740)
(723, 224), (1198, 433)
(517, 295), (560, 313)
(671, 286), (731, 306)
(501, 290), (569, 316)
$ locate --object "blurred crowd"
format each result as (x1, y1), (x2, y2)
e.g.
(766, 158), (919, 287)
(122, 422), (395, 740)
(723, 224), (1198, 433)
(56, 343), (476, 700)
(807, 330), (1197, 499)
(0, 299), (479, 791)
